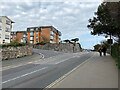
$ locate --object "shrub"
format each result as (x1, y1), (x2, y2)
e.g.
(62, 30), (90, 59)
(1, 41), (30, 47)
(112, 43), (120, 69)
(36, 41), (47, 45)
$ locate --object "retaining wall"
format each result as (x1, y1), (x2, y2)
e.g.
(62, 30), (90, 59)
(1, 45), (33, 60)
(34, 43), (82, 53)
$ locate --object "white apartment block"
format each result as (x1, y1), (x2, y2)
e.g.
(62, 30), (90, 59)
(0, 16), (14, 44)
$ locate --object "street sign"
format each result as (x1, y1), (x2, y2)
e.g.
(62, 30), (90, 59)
(107, 39), (113, 44)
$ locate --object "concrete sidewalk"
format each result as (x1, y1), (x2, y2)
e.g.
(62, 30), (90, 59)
(53, 52), (118, 88)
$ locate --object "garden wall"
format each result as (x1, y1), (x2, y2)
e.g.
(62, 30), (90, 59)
(34, 43), (82, 53)
(1, 45), (33, 60)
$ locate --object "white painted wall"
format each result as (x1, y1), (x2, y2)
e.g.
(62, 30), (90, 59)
(0, 16), (13, 44)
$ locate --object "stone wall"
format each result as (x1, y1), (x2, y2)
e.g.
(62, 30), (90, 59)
(1, 45), (33, 60)
(34, 43), (82, 53)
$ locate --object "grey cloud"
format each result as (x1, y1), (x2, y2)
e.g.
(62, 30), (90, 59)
(1, 1), (103, 49)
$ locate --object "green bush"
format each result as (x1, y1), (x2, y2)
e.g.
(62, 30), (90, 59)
(0, 41), (29, 47)
(112, 44), (120, 69)
(36, 41), (47, 45)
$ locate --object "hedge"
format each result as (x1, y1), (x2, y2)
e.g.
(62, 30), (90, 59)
(0, 41), (30, 47)
(112, 43), (120, 69)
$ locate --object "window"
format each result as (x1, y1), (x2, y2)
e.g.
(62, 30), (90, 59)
(5, 28), (10, 32)
(50, 39), (53, 41)
(36, 32), (38, 35)
(30, 37), (34, 40)
(21, 39), (23, 43)
(23, 34), (26, 38)
(0, 26), (2, 30)
(30, 28), (34, 31)
(5, 35), (9, 39)
(36, 28), (38, 30)
(36, 41), (38, 43)
(50, 31), (53, 35)
(30, 41), (34, 44)
(23, 38), (26, 43)
(50, 36), (53, 39)
(54, 37), (56, 40)
(6, 20), (10, 25)
(36, 36), (38, 39)
(0, 34), (1, 38)
(30, 32), (34, 36)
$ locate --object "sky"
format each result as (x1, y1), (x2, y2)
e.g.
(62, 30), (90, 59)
(0, 0), (109, 49)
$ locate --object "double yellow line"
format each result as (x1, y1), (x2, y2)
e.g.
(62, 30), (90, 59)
(44, 53), (95, 89)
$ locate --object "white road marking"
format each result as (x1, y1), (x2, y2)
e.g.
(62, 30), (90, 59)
(2, 67), (48, 84)
(1, 52), (89, 71)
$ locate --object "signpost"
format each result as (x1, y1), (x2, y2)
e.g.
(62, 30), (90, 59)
(107, 35), (113, 55)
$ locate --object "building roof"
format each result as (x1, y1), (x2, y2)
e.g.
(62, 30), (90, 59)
(0, 16), (15, 23)
(11, 31), (27, 35)
(27, 26), (62, 36)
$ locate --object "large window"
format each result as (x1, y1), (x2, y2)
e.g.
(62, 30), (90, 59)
(30, 28), (34, 31)
(6, 20), (10, 25)
(30, 37), (34, 40)
(23, 34), (26, 38)
(50, 36), (53, 39)
(50, 31), (53, 35)
(5, 35), (9, 39)
(30, 32), (34, 36)
(5, 28), (10, 32)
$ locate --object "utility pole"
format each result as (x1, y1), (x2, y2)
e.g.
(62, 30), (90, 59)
(110, 34), (112, 56)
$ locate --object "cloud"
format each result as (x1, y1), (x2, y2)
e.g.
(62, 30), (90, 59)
(0, 1), (104, 49)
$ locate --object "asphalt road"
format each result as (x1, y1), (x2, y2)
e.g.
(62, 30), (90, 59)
(2, 49), (64, 68)
(2, 50), (94, 89)
(33, 48), (64, 58)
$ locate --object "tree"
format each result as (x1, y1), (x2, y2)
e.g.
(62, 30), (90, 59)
(101, 40), (110, 48)
(94, 44), (101, 51)
(87, 2), (120, 41)
(63, 39), (70, 43)
(71, 38), (79, 43)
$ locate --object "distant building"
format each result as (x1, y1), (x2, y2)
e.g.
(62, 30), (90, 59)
(11, 26), (61, 44)
(11, 31), (27, 43)
(0, 16), (14, 44)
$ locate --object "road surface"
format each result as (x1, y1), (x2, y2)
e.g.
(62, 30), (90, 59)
(2, 49), (94, 89)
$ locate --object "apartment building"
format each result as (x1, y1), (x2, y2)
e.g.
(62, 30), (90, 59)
(11, 26), (61, 44)
(0, 16), (14, 44)
(11, 31), (27, 43)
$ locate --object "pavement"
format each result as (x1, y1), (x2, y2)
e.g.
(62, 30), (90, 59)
(52, 52), (118, 88)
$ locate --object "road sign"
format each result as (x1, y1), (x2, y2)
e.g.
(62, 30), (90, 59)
(107, 39), (113, 44)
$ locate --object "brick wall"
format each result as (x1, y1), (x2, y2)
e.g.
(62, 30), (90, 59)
(41, 27), (50, 43)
